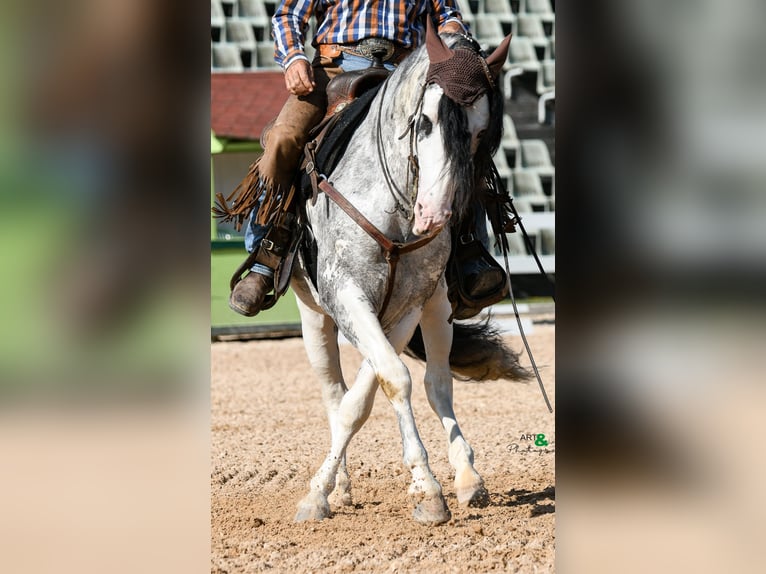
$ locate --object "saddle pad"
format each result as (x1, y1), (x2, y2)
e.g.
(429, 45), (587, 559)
(300, 84), (382, 198)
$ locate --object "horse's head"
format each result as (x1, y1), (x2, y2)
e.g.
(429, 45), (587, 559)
(411, 21), (510, 237)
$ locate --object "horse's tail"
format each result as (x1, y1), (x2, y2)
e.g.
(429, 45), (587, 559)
(405, 320), (532, 382)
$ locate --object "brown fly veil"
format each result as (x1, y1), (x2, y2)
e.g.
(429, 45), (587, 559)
(424, 18), (511, 106)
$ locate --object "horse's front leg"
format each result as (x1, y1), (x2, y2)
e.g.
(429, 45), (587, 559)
(295, 297), (352, 506)
(339, 288), (450, 525)
(297, 285), (449, 526)
(420, 279), (489, 507)
(295, 357), (378, 522)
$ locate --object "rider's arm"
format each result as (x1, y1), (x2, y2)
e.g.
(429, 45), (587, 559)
(273, 0), (317, 70)
(431, 0), (469, 35)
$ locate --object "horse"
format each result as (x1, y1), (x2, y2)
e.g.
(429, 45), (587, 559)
(289, 24), (529, 526)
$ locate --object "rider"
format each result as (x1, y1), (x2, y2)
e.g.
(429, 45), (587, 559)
(229, 0), (505, 316)
(226, 0), (500, 317)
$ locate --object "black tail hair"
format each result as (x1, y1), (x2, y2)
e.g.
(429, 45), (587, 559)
(405, 319), (531, 382)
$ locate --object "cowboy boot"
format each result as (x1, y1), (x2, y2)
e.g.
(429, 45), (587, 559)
(456, 202), (507, 299)
(447, 202), (509, 320)
(459, 248), (506, 299)
(229, 266), (274, 317)
(229, 210), (298, 317)
(229, 203), (276, 317)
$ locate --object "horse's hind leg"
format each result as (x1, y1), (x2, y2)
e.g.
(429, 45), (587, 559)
(296, 298), (352, 506)
(420, 283), (489, 507)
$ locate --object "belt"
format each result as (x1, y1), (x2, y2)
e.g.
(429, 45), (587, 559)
(319, 38), (412, 65)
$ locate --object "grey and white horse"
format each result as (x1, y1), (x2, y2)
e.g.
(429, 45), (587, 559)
(290, 28), (528, 526)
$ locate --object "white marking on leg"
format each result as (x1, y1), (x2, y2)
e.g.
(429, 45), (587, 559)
(420, 279), (487, 506)
(296, 298), (352, 506)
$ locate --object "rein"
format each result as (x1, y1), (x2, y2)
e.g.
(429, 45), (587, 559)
(317, 178), (439, 319)
(375, 79), (427, 219)
(307, 76), (438, 320)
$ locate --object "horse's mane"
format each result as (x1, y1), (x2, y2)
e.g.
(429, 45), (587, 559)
(384, 34), (505, 224)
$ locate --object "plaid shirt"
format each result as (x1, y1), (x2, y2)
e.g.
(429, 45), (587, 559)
(273, 0), (467, 69)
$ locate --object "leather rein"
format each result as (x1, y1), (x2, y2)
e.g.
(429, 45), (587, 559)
(307, 80), (439, 320)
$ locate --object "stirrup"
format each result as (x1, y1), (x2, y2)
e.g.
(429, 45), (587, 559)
(229, 212), (303, 312)
(447, 232), (509, 321)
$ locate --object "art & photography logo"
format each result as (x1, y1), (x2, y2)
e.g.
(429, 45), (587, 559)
(507, 432), (554, 455)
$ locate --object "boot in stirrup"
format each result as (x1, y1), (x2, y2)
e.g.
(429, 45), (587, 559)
(229, 265), (274, 317)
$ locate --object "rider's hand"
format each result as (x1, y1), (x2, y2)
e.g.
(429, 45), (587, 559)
(284, 59), (315, 96)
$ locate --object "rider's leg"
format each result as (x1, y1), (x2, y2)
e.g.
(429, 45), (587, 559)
(457, 200), (505, 298)
(230, 58), (343, 316)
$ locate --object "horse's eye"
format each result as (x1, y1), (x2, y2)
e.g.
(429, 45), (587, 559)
(417, 115), (433, 137)
(476, 129), (486, 141)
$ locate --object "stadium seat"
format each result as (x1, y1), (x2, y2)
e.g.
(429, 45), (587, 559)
(212, 43), (244, 71)
(517, 13), (548, 58)
(524, 0), (555, 24)
(263, 0), (278, 18)
(540, 227), (555, 255)
(501, 114), (520, 166)
(517, 139), (554, 178)
(544, 35), (555, 60)
(508, 36), (541, 73)
(538, 89), (555, 124)
(493, 148), (513, 191)
(226, 20), (256, 69)
(474, 14), (508, 52)
(212, 1), (225, 43)
(466, 0), (483, 15)
(239, 0), (268, 21)
(239, 0), (271, 42)
(512, 169), (549, 211)
(220, 0), (237, 18)
(536, 59), (554, 95)
(504, 228), (527, 255)
(484, 0), (516, 35)
(256, 41), (280, 69)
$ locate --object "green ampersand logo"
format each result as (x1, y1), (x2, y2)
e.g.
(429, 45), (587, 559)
(535, 433), (549, 447)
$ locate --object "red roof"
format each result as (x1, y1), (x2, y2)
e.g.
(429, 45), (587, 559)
(211, 72), (288, 141)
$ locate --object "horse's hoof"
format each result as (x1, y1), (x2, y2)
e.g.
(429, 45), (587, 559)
(294, 493), (331, 522)
(329, 489), (353, 507)
(457, 483), (490, 508)
(455, 468), (489, 507)
(413, 496), (451, 526)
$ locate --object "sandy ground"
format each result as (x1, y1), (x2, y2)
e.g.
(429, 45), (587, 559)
(211, 318), (555, 573)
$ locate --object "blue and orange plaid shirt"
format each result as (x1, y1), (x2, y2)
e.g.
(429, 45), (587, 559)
(273, 0), (467, 69)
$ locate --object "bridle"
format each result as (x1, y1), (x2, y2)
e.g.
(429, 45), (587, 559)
(374, 78), (428, 220)
(312, 78), (442, 320)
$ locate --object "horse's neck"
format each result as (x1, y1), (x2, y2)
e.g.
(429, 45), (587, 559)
(368, 75), (425, 219)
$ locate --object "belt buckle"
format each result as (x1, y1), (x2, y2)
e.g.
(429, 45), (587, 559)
(357, 38), (395, 62)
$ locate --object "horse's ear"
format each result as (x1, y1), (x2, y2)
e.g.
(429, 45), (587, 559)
(485, 34), (512, 78)
(425, 16), (453, 63)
